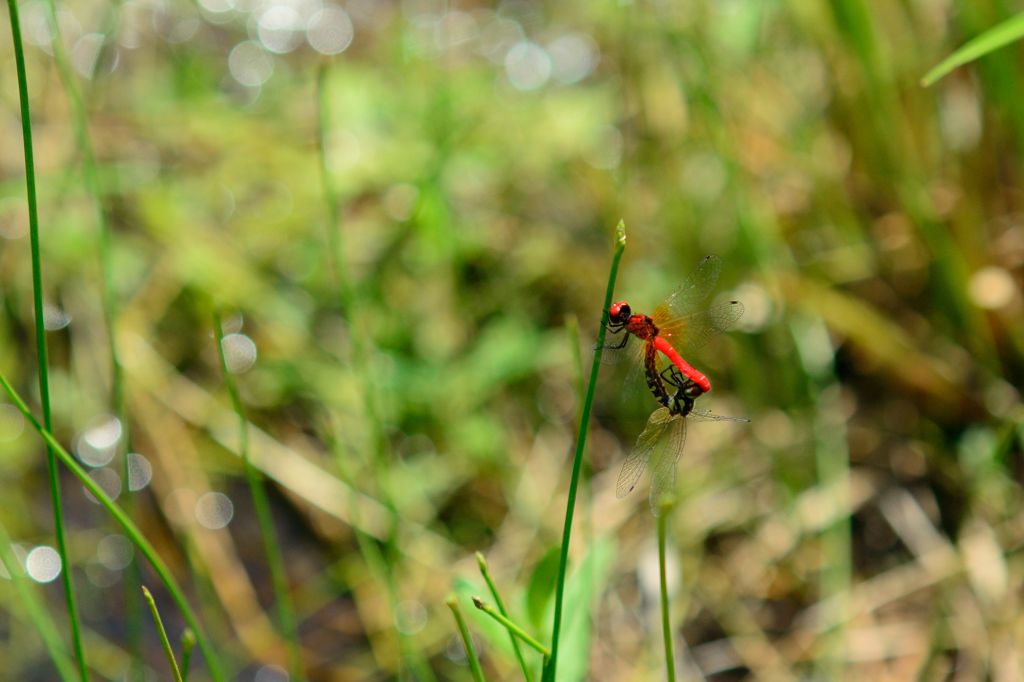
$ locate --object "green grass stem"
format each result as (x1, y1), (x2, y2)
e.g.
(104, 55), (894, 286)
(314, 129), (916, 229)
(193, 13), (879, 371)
(212, 309), (304, 681)
(0, 516), (78, 682)
(445, 595), (486, 682)
(476, 553), (531, 682)
(180, 629), (196, 682)
(657, 513), (676, 682)
(471, 596), (550, 658)
(142, 586), (184, 682)
(0, 369), (225, 682)
(5, 2), (88, 678)
(544, 222), (626, 682)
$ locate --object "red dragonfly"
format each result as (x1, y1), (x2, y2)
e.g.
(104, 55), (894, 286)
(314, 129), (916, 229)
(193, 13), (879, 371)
(617, 364), (748, 516)
(601, 255), (743, 399)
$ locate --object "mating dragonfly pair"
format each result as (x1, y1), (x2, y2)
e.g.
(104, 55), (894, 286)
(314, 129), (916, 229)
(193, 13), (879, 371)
(600, 255), (747, 516)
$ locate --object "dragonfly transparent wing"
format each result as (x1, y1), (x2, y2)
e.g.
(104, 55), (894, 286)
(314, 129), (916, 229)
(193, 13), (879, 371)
(649, 415), (686, 517)
(659, 254), (722, 321)
(621, 339), (661, 403)
(687, 408), (749, 423)
(616, 408), (673, 499)
(656, 300), (744, 357)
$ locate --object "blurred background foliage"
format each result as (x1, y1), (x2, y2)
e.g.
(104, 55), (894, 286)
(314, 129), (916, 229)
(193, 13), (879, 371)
(2, 0), (1024, 679)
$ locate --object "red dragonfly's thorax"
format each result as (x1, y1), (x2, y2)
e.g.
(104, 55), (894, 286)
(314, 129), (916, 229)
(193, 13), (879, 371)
(627, 315), (658, 340)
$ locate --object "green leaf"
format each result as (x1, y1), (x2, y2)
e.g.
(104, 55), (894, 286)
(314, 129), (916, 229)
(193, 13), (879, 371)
(526, 546), (561, 629)
(922, 12), (1024, 86)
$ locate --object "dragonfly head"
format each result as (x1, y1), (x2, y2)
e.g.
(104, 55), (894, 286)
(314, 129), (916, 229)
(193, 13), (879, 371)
(608, 302), (631, 324)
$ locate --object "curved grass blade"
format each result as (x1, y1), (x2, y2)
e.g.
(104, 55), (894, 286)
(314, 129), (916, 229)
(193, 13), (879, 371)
(922, 12), (1024, 86)
(0, 370), (225, 682)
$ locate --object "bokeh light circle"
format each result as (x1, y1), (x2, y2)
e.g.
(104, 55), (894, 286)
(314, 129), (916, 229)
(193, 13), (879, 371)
(127, 453), (153, 491)
(26, 547), (62, 583)
(97, 534), (134, 570)
(394, 600), (427, 634)
(222, 333), (258, 373)
(229, 41), (274, 86)
(254, 664), (289, 682)
(196, 492), (234, 529)
(85, 468), (122, 502)
(306, 6), (353, 54)
(259, 5), (305, 53)
(505, 41), (550, 91)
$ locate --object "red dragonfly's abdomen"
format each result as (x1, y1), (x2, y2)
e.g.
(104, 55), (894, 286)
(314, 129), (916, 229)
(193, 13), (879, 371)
(652, 336), (711, 393)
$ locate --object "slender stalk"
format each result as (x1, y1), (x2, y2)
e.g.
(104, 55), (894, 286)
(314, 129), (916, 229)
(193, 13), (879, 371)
(544, 222), (626, 682)
(476, 553), (531, 682)
(4, 2), (88, 679)
(471, 596), (550, 657)
(142, 586), (184, 682)
(0, 516), (78, 682)
(33, 3), (142, 674)
(180, 630), (196, 682)
(0, 369), (226, 682)
(212, 310), (304, 681)
(658, 514), (676, 682)
(445, 595), (486, 682)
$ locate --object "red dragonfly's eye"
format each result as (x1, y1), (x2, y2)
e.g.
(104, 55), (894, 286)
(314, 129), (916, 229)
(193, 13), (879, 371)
(610, 302), (630, 319)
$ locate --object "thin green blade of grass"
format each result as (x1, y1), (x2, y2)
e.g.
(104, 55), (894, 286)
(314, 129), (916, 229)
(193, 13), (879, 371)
(0, 516), (79, 682)
(922, 12), (1024, 85)
(180, 630), (196, 682)
(142, 587), (184, 682)
(212, 309), (304, 681)
(657, 510), (676, 682)
(446, 595), (486, 682)
(476, 553), (532, 682)
(4, 1), (88, 678)
(471, 596), (550, 658)
(544, 222), (626, 682)
(0, 369), (226, 682)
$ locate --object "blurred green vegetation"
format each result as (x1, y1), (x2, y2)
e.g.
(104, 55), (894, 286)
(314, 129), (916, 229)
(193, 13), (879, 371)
(2, 0), (1024, 680)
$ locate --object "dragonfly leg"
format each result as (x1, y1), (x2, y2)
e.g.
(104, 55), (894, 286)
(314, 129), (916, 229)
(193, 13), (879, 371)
(661, 365), (685, 388)
(599, 327), (629, 350)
